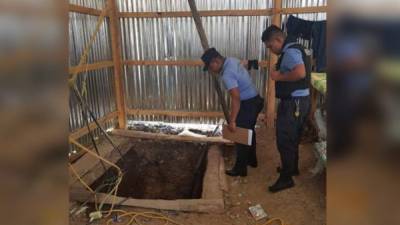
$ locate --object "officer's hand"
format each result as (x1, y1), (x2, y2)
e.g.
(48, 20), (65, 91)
(228, 122), (236, 132)
(270, 70), (281, 81)
(240, 60), (248, 69)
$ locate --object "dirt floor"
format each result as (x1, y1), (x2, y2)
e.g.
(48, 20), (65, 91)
(70, 124), (326, 225)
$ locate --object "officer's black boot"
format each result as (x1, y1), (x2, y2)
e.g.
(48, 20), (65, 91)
(247, 158), (258, 168)
(276, 166), (299, 176)
(226, 145), (248, 177)
(247, 148), (258, 168)
(225, 168), (247, 177)
(247, 131), (258, 168)
(294, 150), (300, 175)
(268, 173), (294, 193)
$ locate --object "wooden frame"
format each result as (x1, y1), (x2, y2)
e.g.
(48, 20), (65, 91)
(69, 4), (326, 19)
(265, 0), (283, 128)
(69, 4), (105, 17)
(127, 109), (224, 118)
(69, 60), (114, 74)
(108, 0), (127, 129)
(112, 129), (233, 144)
(123, 60), (269, 67)
(70, 144), (226, 213)
(68, 2), (327, 136)
(127, 109), (265, 121)
(68, 0), (327, 212)
(118, 6), (327, 18)
(69, 60), (268, 73)
(69, 136), (130, 187)
(69, 111), (118, 140)
(124, 59), (204, 66)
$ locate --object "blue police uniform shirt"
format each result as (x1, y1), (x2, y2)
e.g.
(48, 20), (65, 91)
(220, 57), (258, 100)
(279, 42), (310, 97)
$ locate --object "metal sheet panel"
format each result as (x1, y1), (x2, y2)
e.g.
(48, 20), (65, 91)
(68, 5), (117, 150)
(119, 0), (273, 124)
(68, 0), (328, 127)
(118, 0), (326, 124)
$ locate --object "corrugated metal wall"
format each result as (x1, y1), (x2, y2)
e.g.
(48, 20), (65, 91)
(68, 0), (328, 136)
(69, 1), (117, 149)
(118, 0), (271, 124)
(70, 0), (107, 10)
(117, 0), (327, 124)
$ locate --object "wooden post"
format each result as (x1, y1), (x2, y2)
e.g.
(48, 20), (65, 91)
(187, 0), (230, 122)
(187, 0), (209, 50)
(108, 0), (127, 129)
(265, 0), (282, 128)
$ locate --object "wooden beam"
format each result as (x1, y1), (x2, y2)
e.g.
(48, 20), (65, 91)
(118, 6), (327, 18)
(70, 146), (224, 213)
(123, 59), (269, 67)
(119, 9), (272, 18)
(69, 111), (118, 140)
(127, 108), (224, 118)
(69, 137), (130, 187)
(188, 0), (230, 123)
(265, 0), (282, 128)
(69, 61), (114, 74)
(202, 146), (224, 200)
(188, 0), (210, 50)
(111, 129), (233, 145)
(281, 6), (328, 14)
(127, 109), (265, 122)
(218, 151), (229, 192)
(108, 0), (127, 129)
(69, 4), (104, 16)
(70, 145), (225, 213)
(124, 59), (203, 66)
(70, 189), (224, 213)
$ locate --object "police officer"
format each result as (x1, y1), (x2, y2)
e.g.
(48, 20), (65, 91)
(261, 25), (311, 192)
(201, 48), (264, 177)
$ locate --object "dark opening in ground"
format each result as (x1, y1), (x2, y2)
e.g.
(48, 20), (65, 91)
(91, 140), (209, 200)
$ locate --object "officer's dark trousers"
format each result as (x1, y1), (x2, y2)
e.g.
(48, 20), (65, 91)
(232, 95), (264, 172)
(276, 96), (310, 176)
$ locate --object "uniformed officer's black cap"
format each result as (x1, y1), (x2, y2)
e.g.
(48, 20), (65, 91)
(201, 47), (222, 71)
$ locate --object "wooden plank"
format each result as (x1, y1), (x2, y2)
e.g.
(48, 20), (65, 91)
(70, 190), (224, 213)
(188, 0), (230, 123)
(111, 129), (233, 144)
(188, 0), (210, 50)
(69, 137), (129, 186)
(202, 146), (224, 200)
(119, 9), (272, 18)
(281, 6), (328, 14)
(118, 6), (327, 18)
(69, 61), (114, 74)
(127, 109), (265, 121)
(222, 125), (252, 146)
(69, 137), (130, 187)
(69, 111), (118, 140)
(124, 59), (203, 66)
(108, 0), (127, 129)
(265, 0), (282, 128)
(127, 108), (224, 118)
(124, 59), (269, 67)
(70, 145), (225, 213)
(218, 151), (229, 192)
(69, 4), (104, 16)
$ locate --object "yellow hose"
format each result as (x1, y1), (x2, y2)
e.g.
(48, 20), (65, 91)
(69, 138), (183, 225)
(69, 138), (287, 225)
